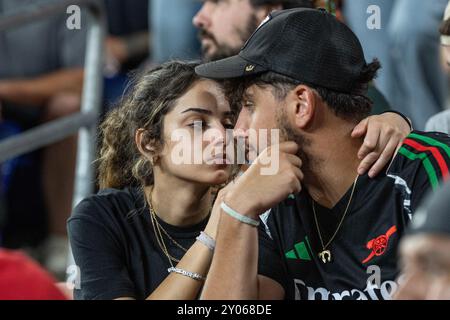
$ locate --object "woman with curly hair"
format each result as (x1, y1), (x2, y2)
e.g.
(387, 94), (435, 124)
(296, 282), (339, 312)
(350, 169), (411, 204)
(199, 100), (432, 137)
(68, 61), (235, 300)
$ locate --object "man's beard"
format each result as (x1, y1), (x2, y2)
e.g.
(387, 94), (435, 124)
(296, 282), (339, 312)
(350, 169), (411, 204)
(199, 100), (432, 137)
(199, 13), (260, 62)
(276, 107), (312, 173)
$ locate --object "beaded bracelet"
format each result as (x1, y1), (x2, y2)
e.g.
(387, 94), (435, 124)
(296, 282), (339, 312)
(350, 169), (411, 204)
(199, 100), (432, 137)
(167, 267), (206, 281)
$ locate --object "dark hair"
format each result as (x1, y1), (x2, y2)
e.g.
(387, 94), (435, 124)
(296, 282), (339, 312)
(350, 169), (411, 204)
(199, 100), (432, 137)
(440, 18), (450, 36)
(249, 0), (314, 9)
(98, 61), (203, 190)
(228, 59), (381, 122)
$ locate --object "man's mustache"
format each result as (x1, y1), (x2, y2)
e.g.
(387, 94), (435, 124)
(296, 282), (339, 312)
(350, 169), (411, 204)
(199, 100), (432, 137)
(198, 29), (218, 45)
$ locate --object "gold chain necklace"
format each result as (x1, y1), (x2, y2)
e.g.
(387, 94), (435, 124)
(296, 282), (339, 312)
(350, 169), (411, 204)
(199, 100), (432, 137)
(147, 190), (189, 267)
(312, 175), (359, 264)
(149, 204), (179, 266)
(150, 204), (189, 253)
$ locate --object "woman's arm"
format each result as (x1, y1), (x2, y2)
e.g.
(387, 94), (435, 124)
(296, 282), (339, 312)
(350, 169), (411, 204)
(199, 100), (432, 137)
(145, 240), (214, 300)
(115, 233), (215, 300)
(140, 190), (224, 300)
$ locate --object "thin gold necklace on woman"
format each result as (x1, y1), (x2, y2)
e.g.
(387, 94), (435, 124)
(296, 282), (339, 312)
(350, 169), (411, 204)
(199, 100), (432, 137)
(312, 174), (359, 264)
(146, 188), (188, 267)
(150, 204), (189, 253)
(149, 202), (187, 265)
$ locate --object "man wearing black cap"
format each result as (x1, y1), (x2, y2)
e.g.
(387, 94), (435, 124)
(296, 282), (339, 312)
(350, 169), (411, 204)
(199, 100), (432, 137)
(196, 8), (450, 300)
(193, 0), (412, 182)
(395, 181), (450, 300)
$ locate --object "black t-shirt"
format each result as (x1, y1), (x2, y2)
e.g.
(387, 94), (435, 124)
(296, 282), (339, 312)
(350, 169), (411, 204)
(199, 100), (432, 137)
(67, 187), (207, 300)
(258, 131), (450, 300)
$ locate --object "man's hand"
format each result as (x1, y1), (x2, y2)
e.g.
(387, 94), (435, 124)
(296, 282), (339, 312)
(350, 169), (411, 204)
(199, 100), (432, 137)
(225, 141), (303, 219)
(352, 112), (411, 178)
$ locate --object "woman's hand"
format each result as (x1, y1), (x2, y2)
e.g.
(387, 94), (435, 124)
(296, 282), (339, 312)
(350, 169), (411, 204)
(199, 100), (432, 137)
(352, 112), (411, 178)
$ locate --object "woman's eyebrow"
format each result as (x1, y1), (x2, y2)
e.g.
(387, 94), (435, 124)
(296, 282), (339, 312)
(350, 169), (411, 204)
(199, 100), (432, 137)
(181, 107), (213, 115)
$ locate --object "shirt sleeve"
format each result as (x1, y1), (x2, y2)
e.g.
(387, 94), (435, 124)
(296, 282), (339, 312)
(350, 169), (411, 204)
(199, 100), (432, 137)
(410, 164), (437, 213)
(257, 215), (288, 293)
(67, 198), (136, 300)
(397, 131), (450, 212)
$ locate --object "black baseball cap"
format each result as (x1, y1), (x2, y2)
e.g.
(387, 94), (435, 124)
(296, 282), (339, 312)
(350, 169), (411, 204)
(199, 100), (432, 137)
(195, 8), (368, 94)
(252, 0), (314, 9)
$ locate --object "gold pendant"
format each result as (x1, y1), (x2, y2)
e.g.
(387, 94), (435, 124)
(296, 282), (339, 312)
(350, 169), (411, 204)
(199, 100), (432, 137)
(318, 250), (332, 263)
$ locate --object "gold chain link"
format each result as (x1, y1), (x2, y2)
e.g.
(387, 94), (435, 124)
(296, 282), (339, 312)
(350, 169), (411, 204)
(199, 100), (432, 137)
(312, 174), (359, 251)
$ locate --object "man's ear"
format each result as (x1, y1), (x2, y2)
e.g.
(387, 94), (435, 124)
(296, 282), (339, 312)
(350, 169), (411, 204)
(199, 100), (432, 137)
(255, 4), (283, 22)
(290, 85), (316, 129)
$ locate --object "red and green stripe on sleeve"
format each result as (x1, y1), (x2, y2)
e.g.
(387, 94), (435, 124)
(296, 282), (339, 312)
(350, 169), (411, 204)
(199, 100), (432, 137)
(398, 132), (450, 190)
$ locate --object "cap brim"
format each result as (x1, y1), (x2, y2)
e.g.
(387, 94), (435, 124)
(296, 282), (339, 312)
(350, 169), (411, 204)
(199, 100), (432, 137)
(195, 54), (267, 80)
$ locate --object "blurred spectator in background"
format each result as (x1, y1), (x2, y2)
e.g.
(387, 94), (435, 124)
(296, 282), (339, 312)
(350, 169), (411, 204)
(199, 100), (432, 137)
(0, 0), (151, 279)
(193, 0), (313, 62)
(426, 1), (450, 134)
(151, 0), (201, 64)
(104, 0), (149, 73)
(0, 249), (67, 300)
(0, 0), (87, 278)
(343, 0), (449, 129)
(103, 0), (149, 108)
(395, 179), (450, 300)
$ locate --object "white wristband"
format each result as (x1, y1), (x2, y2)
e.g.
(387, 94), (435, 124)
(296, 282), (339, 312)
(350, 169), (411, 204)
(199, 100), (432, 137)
(220, 201), (260, 227)
(196, 231), (215, 251)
